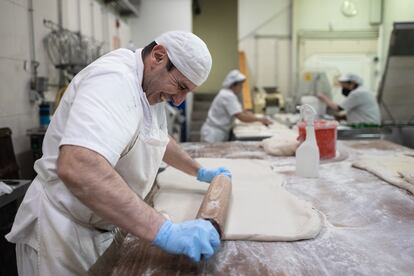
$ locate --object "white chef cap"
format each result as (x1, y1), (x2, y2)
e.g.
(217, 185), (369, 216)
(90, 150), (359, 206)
(222, 69), (246, 88)
(338, 73), (363, 86)
(155, 31), (212, 86)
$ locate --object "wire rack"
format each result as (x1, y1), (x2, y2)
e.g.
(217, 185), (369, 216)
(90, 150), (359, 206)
(43, 19), (104, 79)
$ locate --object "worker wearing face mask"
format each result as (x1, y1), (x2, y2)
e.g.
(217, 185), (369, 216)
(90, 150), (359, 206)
(200, 69), (272, 143)
(317, 73), (381, 126)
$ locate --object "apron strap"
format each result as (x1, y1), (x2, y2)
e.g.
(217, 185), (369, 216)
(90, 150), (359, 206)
(121, 127), (140, 158)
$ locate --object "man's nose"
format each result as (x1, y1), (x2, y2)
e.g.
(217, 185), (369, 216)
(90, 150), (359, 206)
(173, 92), (188, 105)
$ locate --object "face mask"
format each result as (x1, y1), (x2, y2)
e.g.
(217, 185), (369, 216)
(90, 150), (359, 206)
(342, 88), (352, 97)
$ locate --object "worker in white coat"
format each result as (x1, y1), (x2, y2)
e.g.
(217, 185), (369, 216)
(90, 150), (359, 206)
(200, 69), (272, 143)
(317, 73), (381, 126)
(6, 31), (231, 275)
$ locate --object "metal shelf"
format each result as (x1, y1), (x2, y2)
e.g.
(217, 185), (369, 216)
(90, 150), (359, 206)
(104, 0), (139, 17)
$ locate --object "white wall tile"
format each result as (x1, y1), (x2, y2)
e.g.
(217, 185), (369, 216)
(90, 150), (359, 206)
(33, 0), (58, 79)
(0, 59), (34, 117)
(4, 0), (27, 9)
(80, 0), (92, 36)
(0, 0), (30, 60)
(130, 0), (192, 48)
(63, 0), (80, 32)
(93, 1), (103, 41)
(0, 0), (133, 160)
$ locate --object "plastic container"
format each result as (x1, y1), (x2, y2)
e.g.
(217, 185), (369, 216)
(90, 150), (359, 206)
(298, 120), (338, 159)
(296, 104), (319, 178)
(39, 102), (51, 126)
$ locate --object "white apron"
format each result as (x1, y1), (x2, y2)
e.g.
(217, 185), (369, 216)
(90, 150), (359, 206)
(7, 49), (169, 275)
(200, 122), (229, 143)
(7, 77), (169, 276)
(35, 115), (169, 275)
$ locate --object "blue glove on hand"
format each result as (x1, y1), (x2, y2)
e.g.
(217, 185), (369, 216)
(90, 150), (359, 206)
(197, 167), (232, 183)
(153, 220), (220, 262)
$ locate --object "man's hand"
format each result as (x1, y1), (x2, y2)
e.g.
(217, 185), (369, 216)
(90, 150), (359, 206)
(153, 220), (220, 262)
(197, 167), (231, 183)
(259, 117), (273, 126)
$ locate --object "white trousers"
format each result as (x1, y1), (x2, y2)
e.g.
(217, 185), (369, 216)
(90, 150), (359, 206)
(16, 243), (38, 276)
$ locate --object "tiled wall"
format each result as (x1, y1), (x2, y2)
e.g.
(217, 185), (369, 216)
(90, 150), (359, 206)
(0, 0), (131, 177)
(0, 0), (38, 177)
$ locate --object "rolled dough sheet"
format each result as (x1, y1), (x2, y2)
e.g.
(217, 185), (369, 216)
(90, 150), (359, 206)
(154, 158), (322, 241)
(352, 154), (414, 194)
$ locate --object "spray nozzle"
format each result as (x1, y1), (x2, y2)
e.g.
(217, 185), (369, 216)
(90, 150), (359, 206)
(297, 104), (317, 126)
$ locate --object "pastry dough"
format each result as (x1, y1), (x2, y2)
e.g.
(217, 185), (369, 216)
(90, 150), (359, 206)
(260, 129), (300, 156)
(352, 154), (414, 194)
(154, 158), (322, 241)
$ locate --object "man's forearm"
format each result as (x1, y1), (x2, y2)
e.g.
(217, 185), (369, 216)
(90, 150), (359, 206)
(163, 137), (201, 176)
(235, 111), (260, 123)
(57, 145), (165, 241)
(318, 94), (340, 111)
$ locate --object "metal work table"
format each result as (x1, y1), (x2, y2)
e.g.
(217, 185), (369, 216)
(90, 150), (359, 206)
(93, 140), (414, 275)
(233, 113), (393, 141)
(231, 120), (290, 141)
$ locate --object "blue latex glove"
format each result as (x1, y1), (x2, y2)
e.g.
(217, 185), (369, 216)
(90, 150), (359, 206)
(153, 219), (220, 262)
(197, 167), (231, 183)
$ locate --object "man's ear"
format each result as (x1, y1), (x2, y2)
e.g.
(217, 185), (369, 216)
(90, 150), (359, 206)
(152, 44), (168, 64)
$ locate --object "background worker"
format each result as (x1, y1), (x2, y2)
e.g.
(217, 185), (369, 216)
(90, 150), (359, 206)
(201, 69), (272, 143)
(317, 73), (381, 126)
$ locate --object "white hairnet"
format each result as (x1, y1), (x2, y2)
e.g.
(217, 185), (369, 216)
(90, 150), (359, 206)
(222, 69), (246, 88)
(338, 73), (363, 86)
(155, 31), (212, 86)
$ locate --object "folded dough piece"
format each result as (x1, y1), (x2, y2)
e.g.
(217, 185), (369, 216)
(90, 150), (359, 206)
(352, 153), (414, 194)
(260, 129), (300, 156)
(400, 170), (414, 185)
(155, 158), (322, 241)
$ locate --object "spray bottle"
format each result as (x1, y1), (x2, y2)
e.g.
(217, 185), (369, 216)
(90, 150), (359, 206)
(296, 104), (319, 178)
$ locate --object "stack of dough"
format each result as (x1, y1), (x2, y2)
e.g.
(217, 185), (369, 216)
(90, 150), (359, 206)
(260, 129), (300, 156)
(154, 158), (322, 241)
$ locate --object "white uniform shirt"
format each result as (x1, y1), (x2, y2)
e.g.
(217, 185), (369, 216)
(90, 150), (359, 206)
(7, 48), (167, 250)
(205, 88), (242, 131)
(341, 87), (381, 125)
(36, 48), (166, 180)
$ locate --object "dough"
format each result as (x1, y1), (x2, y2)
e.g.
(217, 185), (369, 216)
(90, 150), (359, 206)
(154, 158), (322, 241)
(352, 153), (414, 194)
(260, 129), (300, 156)
(233, 120), (289, 139)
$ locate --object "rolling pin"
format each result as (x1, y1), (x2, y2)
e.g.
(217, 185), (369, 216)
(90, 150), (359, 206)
(89, 175), (232, 274)
(196, 174), (232, 238)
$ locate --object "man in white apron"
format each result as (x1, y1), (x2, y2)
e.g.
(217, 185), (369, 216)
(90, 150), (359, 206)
(6, 31), (230, 275)
(201, 69), (272, 143)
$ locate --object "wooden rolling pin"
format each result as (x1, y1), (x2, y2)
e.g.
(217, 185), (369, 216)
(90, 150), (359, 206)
(196, 174), (232, 238)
